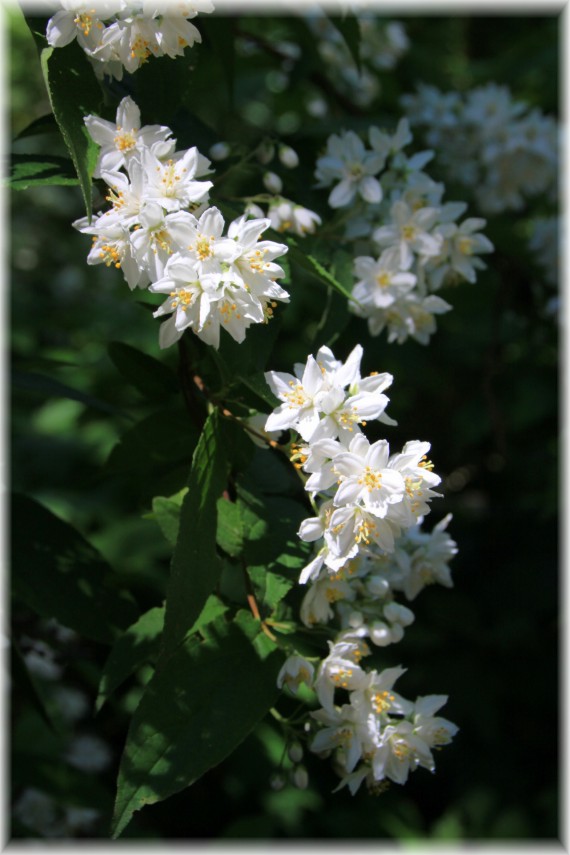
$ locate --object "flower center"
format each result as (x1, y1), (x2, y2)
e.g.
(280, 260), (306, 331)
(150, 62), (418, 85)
(114, 127), (137, 153)
(376, 272), (391, 288)
(358, 467), (383, 491)
(285, 381), (308, 408)
(457, 236), (473, 255)
(195, 235), (213, 260)
(371, 690), (395, 714)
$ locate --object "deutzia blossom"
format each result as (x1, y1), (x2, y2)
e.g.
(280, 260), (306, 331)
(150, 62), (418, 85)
(315, 130), (385, 208)
(372, 200), (443, 269)
(45, 1), (215, 79)
(85, 96), (175, 177)
(150, 209), (289, 349)
(277, 655), (315, 695)
(268, 199), (322, 237)
(265, 345), (394, 443)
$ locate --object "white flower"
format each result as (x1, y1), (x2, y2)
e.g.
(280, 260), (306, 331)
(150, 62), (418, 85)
(268, 199), (321, 237)
(129, 205), (197, 282)
(74, 215), (146, 289)
(363, 293), (453, 345)
(142, 147), (212, 212)
(324, 504), (397, 567)
(226, 214), (289, 309)
(352, 247), (416, 310)
(184, 206), (242, 275)
(373, 200), (443, 269)
(315, 639), (369, 713)
(333, 434), (406, 518)
(372, 720), (432, 785)
(315, 130), (385, 208)
(265, 355), (329, 440)
(84, 96), (175, 177)
(46, 1), (121, 51)
(386, 440), (442, 526)
(277, 655), (315, 695)
(412, 695), (459, 748)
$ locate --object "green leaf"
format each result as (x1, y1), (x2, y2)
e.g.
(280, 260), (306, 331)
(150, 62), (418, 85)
(12, 369), (129, 418)
(40, 41), (101, 214)
(8, 154), (79, 189)
(216, 494), (266, 558)
(11, 494), (138, 644)
(96, 595), (228, 711)
(96, 607), (165, 713)
(161, 412), (252, 655)
(247, 566), (294, 611)
(327, 14), (362, 73)
(111, 612), (283, 838)
(13, 112), (58, 140)
(150, 488), (189, 546)
(108, 342), (179, 402)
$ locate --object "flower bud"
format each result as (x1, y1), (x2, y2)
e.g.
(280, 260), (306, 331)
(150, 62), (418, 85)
(256, 141), (275, 164)
(209, 141), (230, 161)
(288, 742), (303, 764)
(270, 773), (285, 791)
(279, 145), (299, 169)
(293, 766), (309, 790)
(263, 171), (283, 194)
(370, 621), (392, 646)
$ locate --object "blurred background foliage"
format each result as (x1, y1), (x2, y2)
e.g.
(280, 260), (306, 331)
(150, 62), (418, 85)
(9, 5), (558, 842)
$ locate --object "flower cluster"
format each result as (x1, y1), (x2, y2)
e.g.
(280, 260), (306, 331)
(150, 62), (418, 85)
(46, 0), (214, 80)
(269, 347), (458, 793)
(314, 120), (494, 344)
(400, 82), (558, 215)
(306, 12), (409, 108)
(73, 96), (289, 349)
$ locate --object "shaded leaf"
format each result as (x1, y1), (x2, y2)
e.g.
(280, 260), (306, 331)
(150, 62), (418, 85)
(161, 412), (252, 655)
(111, 612), (283, 837)
(11, 494), (138, 644)
(8, 154), (78, 189)
(96, 595), (227, 711)
(40, 41), (101, 214)
(12, 369), (128, 418)
(108, 342), (179, 402)
(150, 488), (188, 546)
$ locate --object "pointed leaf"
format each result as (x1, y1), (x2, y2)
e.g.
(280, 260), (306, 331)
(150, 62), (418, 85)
(108, 342), (179, 402)
(111, 613), (283, 837)
(40, 41), (101, 214)
(8, 154), (79, 189)
(161, 412), (252, 655)
(11, 494), (138, 644)
(96, 595), (227, 711)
